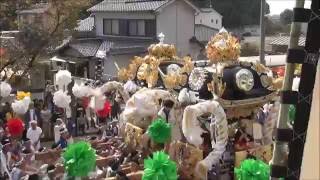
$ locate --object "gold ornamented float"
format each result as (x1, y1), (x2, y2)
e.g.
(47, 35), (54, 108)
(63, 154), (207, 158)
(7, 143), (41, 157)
(117, 29), (281, 179)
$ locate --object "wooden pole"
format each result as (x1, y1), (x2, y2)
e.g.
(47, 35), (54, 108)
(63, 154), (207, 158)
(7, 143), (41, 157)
(270, 0), (305, 179)
(259, 0), (266, 65)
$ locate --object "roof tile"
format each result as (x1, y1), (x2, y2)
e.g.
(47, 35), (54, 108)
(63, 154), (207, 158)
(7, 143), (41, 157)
(75, 17), (95, 32)
(269, 36), (305, 47)
(88, 0), (169, 12)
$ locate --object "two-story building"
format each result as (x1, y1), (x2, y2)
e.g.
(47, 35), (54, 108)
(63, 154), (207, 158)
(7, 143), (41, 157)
(55, 0), (202, 78)
(194, 7), (223, 43)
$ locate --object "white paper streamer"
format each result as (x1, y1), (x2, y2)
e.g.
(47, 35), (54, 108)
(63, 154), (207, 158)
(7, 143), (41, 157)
(55, 70), (72, 89)
(89, 88), (105, 111)
(0, 81), (12, 97)
(72, 83), (90, 98)
(262, 101), (280, 145)
(124, 80), (138, 94)
(182, 100), (228, 171)
(53, 90), (71, 108)
(292, 77), (300, 91)
(178, 88), (199, 104)
(11, 97), (31, 115)
(100, 81), (129, 102)
(122, 88), (173, 127)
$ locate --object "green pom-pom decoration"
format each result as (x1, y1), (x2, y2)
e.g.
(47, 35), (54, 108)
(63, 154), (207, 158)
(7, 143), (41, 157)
(147, 117), (171, 144)
(288, 104), (296, 125)
(63, 141), (96, 177)
(143, 151), (178, 180)
(235, 159), (270, 180)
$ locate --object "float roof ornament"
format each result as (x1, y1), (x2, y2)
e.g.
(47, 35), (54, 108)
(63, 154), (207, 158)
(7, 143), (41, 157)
(219, 27), (228, 34)
(206, 27), (241, 64)
(158, 32), (165, 44)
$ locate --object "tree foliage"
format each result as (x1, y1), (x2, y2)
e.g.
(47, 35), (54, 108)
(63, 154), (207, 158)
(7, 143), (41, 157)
(0, 0), (90, 86)
(192, 0), (270, 28)
(280, 9), (293, 25)
(0, 0), (37, 30)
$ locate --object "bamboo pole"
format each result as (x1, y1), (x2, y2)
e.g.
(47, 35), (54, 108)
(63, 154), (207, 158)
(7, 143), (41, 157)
(270, 0), (305, 179)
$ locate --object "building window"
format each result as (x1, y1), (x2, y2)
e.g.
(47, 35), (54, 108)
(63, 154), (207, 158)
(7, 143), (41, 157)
(103, 19), (119, 35)
(128, 20), (145, 36)
(112, 20), (119, 34)
(216, 19), (218, 24)
(104, 19), (156, 37)
(211, 19), (214, 23)
(137, 20), (145, 36)
(118, 20), (127, 36)
(129, 20), (138, 36)
(145, 20), (156, 37)
(200, 19), (202, 23)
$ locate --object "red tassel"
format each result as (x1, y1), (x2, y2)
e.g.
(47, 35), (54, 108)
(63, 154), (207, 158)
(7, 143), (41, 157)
(96, 100), (111, 118)
(7, 118), (24, 137)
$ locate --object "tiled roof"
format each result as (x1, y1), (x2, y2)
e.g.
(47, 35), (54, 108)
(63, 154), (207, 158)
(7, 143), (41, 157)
(269, 36), (305, 47)
(195, 24), (219, 42)
(69, 39), (102, 57)
(88, 0), (170, 12)
(57, 38), (152, 58)
(96, 40), (113, 58)
(75, 17), (95, 32)
(55, 36), (72, 50)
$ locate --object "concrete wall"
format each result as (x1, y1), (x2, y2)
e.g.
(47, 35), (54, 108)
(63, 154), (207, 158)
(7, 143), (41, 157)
(94, 12), (155, 37)
(195, 9), (222, 30)
(156, 0), (196, 57)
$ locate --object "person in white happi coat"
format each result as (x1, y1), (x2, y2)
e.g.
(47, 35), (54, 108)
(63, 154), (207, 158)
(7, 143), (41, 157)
(54, 118), (66, 143)
(157, 99), (183, 142)
(26, 121), (43, 151)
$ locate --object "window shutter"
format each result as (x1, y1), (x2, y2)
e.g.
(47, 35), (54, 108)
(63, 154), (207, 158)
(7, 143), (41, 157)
(145, 20), (156, 37)
(103, 19), (112, 35)
(119, 19), (128, 36)
(129, 20), (138, 36)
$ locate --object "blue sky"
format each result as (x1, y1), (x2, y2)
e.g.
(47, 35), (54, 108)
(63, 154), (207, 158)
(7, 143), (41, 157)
(267, 0), (312, 15)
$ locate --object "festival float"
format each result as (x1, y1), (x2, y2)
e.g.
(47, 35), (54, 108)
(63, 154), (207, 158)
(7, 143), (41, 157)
(114, 29), (283, 179)
(0, 29), (304, 180)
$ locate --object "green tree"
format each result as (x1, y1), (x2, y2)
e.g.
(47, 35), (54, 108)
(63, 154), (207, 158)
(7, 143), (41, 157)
(192, 0), (270, 28)
(265, 17), (283, 35)
(0, 0), (90, 85)
(280, 9), (293, 25)
(0, 0), (37, 30)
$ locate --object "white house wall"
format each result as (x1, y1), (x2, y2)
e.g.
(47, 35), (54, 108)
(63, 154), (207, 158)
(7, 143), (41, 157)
(156, 0), (195, 57)
(94, 12), (156, 37)
(195, 10), (222, 30)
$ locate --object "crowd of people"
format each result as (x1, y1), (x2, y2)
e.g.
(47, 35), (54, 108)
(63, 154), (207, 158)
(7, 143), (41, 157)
(0, 92), (123, 179)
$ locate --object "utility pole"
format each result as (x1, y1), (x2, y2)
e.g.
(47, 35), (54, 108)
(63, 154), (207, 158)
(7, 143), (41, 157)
(259, 0), (266, 65)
